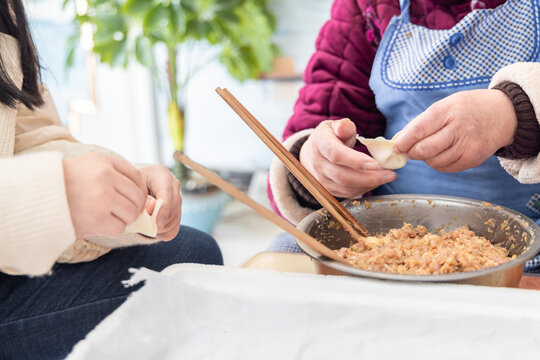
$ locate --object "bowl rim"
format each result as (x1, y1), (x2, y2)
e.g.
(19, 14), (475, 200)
(296, 194), (540, 282)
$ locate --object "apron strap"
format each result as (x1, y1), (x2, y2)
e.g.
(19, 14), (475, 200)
(399, 0), (411, 22)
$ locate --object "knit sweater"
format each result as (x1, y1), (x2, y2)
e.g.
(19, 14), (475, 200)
(0, 34), (160, 276)
(490, 62), (540, 184)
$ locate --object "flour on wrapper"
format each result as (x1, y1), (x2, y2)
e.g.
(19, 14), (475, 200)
(357, 136), (408, 170)
(125, 198), (163, 238)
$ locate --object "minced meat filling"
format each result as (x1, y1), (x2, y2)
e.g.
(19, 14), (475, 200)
(336, 223), (514, 275)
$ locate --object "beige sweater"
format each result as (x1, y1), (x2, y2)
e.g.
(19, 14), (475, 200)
(0, 34), (160, 276)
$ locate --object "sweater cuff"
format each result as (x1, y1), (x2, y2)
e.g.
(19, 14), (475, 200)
(87, 233), (161, 249)
(0, 152), (76, 275)
(492, 82), (540, 159)
(269, 129), (318, 224)
(489, 62), (540, 184)
(286, 135), (322, 209)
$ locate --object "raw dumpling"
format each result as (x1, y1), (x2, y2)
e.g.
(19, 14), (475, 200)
(357, 136), (408, 170)
(125, 198), (163, 238)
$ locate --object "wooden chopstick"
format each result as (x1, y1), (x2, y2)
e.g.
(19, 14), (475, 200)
(174, 152), (349, 264)
(215, 87), (369, 240)
(216, 87), (368, 239)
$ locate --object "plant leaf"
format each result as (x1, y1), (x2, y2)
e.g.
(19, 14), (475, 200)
(134, 36), (153, 67)
(64, 30), (81, 70)
(143, 4), (169, 33)
(94, 38), (128, 67)
(123, 0), (155, 16)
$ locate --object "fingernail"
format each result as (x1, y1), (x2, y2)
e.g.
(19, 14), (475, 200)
(364, 162), (381, 170)
(383, 172), (396, 182)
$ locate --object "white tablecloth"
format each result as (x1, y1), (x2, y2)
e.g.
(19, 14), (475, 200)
(68, 264), (540, 360)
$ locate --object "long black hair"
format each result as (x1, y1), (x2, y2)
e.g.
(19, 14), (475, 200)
(0, 0), (43, 109)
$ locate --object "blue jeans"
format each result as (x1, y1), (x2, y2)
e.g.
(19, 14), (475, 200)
(0, 226), (222, 360)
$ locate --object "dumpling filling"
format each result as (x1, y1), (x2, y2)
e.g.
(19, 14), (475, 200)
(336, 223), (514, 275)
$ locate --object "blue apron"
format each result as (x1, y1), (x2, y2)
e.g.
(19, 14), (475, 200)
(369, 0), (540, 271)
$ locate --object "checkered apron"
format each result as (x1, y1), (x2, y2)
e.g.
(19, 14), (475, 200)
(369, 0), (540, 272)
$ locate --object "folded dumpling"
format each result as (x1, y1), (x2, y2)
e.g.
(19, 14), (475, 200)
(357, 136), (408, 170)
(125, 198), (163, 237)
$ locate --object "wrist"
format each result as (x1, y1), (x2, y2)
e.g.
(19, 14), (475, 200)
(492, 89), (517, 148)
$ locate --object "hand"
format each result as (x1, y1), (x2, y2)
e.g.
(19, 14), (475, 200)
(139, 165), (181, 241)
(64, 153), (148, 238)
(300, 118), (397, 198)
(393, 89), (517, 172)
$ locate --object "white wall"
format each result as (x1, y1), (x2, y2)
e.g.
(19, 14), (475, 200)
(25, 0), (333, 170)
(26, 0), (160, 165)
(172, 0), (333, 171)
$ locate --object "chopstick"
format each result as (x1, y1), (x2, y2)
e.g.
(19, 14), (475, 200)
(215, 87), (369, 241)
(174, 152), (349, 264)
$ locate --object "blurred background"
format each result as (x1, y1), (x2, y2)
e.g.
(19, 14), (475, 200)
(24, 0), (333, 265)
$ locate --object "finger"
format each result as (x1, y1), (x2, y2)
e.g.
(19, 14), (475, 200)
(431, 157), (465, 173)
(407, 126), (455, 160)
(319, 166), (396, 195)
(325, 176), (392, 198)
(157, 223), (181, 241)
(425, 146), (463, 172)
(113, 173), (147, 212)
(110, 192), (142, 226)
(329, 188), (378, 199)
(323, 179), (372, 198)
(317, 137), (381, 170)
(159, 205), (182, 236)
(146, 172), (181, 229)
(393, 105), (447, 154)
(156, 184), (176, 228)
(330, 119), (357, 148)
(156, 198), (181, 233)
(112, 158), (148, 196)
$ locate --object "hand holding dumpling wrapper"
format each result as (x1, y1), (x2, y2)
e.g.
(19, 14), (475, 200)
(357, 136), (408, 169)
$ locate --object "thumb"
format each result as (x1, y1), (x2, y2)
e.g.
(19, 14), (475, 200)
(331, 118), (357, 147)
(394, 103), (446, 154)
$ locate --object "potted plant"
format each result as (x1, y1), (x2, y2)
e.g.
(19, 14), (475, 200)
(65, 0), (279, 232)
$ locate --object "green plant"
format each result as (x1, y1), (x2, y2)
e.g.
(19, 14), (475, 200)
(65, 0), (278, 181)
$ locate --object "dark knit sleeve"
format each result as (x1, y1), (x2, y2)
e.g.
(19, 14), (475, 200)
(285, 135), (346, 209)
(286, 135), (322, 209)
(493, 81), (540, 159)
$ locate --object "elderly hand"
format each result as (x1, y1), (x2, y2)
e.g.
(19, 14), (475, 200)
(393, 89), (517, 173)
(139, 165), (182, 241)
(64, 153), (148, 238)
(299, 118), (397, 198)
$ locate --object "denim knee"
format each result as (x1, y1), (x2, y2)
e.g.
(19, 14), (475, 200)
(173, 226), (224, 266)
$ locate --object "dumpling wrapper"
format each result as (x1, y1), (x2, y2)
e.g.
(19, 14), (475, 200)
(125, 198), (163, 238)
(357, 136), (408, 170)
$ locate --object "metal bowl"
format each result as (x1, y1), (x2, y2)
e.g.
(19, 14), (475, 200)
(296, 195), (540, 287)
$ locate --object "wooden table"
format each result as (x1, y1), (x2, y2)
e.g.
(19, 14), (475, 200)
(242, 252), (540, 290)
(519, 274), (540, 289)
